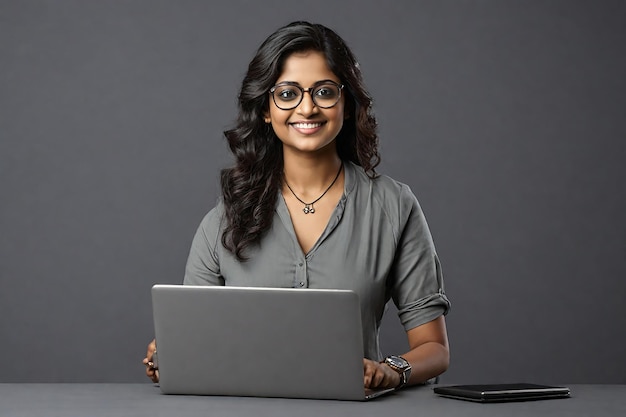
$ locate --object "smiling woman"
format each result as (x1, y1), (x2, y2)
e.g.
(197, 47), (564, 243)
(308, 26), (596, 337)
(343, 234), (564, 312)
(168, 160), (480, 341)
(144, 21), (451, 391)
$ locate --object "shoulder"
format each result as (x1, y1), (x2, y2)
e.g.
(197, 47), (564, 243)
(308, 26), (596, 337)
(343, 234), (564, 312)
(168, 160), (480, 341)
(347, 163), (424, 241)
(195, 199), (227, 245)
(349, 162), (420, 214)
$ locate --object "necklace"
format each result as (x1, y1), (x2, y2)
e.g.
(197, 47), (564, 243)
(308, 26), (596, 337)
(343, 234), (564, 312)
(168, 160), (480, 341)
(284, 162), (343, 214)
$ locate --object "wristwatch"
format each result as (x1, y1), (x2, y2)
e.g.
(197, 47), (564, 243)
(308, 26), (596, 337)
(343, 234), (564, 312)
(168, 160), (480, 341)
(383, 355), (412, 389)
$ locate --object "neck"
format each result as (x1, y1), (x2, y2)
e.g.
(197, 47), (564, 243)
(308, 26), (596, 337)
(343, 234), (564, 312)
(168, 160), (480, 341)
(282, 153), (343, 197)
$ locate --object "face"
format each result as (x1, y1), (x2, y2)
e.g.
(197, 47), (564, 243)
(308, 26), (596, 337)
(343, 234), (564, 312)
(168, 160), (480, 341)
(265, 50), (345, 157)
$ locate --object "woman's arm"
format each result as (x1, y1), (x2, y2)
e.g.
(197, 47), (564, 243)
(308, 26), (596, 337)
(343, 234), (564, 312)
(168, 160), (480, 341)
(403, 315), (449, 384)
(363, 315), (449, 389)
(364, 183), (451, 389)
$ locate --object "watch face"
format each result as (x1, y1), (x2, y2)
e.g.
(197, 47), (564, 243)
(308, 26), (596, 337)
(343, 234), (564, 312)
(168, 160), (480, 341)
(387, 356), (409, 369)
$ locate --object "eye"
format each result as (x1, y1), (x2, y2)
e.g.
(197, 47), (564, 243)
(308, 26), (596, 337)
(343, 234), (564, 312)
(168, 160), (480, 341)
(314, 85), (338, 98)
(276, 87), (300, 101)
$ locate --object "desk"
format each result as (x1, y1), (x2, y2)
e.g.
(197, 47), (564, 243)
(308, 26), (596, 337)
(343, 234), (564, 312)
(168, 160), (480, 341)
(1, 384), (624, 417)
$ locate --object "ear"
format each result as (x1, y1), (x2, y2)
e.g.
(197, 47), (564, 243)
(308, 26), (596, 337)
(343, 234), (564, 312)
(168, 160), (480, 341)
(263, 111), (271, 124)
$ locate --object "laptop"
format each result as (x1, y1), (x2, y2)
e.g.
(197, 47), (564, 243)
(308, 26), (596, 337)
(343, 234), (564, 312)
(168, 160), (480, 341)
(433, 383), (571, 402)
(151, 285), (395, 401)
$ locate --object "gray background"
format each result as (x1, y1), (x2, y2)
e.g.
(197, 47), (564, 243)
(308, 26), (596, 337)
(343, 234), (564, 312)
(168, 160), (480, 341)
(1, 0), (624, 384)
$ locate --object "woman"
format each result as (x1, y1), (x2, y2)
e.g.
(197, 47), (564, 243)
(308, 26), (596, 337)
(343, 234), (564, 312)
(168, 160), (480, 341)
(144, 21), (450, 390)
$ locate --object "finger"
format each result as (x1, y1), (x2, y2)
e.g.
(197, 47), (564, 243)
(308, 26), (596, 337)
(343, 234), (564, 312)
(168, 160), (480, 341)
(146, 339), (156, 360)
(144, 358), (158, 380)
(145, 366), (159, 383)
(363, 359), (378, 388)
(375, 362), (391, 388)
(371, 366), (385, 388)
(363, 361), (371, 387)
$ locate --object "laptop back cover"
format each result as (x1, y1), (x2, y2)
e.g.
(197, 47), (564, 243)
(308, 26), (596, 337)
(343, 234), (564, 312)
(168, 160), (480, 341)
(152, 285), (367, 400)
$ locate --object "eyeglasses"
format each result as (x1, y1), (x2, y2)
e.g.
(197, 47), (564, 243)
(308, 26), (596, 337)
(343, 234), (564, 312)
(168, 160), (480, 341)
(269, 80), (344, 110)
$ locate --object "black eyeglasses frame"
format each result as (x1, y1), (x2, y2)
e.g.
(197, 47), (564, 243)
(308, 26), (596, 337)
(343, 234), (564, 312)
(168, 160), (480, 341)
(269, 80), (344, 110)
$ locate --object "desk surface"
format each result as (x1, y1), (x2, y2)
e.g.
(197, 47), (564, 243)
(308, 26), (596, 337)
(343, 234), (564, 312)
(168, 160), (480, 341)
(1, 384), (625, 417)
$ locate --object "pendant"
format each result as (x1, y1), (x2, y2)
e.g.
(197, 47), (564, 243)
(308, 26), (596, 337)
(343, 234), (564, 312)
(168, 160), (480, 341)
(303, 204), (315, 214)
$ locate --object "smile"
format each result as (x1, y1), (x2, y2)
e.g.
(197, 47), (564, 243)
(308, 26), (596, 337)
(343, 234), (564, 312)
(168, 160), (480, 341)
(290, 122), (325, 129)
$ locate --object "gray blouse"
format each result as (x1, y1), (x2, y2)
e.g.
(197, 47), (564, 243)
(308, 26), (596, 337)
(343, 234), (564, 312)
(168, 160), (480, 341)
(183, 161), (450, 360)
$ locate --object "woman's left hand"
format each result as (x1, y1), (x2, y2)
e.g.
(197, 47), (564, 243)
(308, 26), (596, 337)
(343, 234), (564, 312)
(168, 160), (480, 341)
(363, 358), (401, 389)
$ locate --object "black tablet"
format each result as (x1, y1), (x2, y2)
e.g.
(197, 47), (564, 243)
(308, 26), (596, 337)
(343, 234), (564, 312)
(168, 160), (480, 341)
(433, 383), (571, 403)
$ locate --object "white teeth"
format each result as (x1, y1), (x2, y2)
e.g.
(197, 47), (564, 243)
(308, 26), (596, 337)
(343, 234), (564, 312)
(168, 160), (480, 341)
(292, 122), (322, 129)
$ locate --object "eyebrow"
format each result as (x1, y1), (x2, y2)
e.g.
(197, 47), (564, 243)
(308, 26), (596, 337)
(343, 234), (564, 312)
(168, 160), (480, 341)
(273, 79), (339, 87)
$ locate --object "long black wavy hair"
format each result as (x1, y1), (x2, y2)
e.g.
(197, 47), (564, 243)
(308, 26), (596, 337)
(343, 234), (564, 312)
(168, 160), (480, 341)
(221, 21), (380, 260)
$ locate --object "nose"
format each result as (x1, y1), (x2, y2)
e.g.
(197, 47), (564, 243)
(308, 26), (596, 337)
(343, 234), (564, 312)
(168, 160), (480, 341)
(296, 89), (319, 116)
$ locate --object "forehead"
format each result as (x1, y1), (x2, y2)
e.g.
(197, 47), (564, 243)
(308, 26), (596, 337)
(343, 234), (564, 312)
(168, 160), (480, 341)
(276, 50), (340, 85)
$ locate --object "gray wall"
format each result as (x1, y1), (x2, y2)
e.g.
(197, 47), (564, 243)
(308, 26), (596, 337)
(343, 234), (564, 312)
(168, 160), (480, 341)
(1, 0), (624, 383)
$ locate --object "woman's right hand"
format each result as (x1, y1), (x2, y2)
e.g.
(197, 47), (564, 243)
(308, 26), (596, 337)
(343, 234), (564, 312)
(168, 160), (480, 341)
(142, 339), (159, 383)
